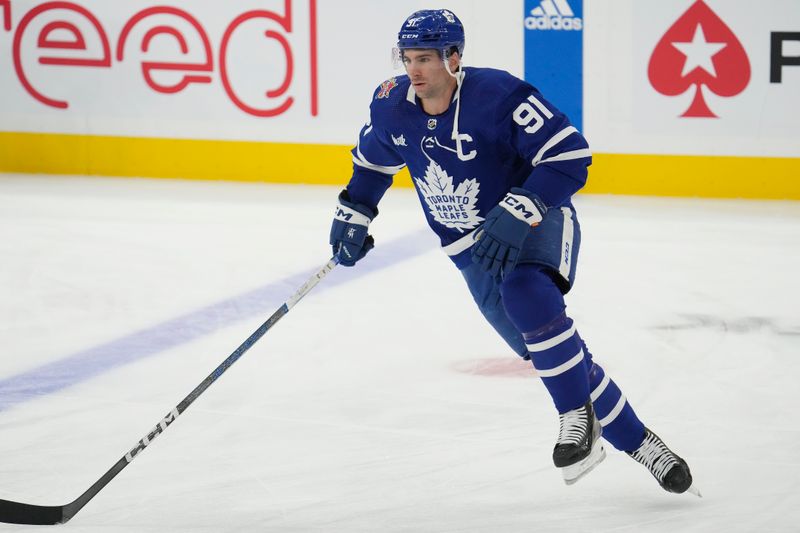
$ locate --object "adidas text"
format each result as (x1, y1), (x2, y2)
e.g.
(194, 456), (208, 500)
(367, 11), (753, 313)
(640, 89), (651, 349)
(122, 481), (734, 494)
(525, 16), (582, 31)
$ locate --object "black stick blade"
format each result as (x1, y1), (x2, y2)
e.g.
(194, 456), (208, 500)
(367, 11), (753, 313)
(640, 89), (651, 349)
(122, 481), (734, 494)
(0, 499), (66, 525)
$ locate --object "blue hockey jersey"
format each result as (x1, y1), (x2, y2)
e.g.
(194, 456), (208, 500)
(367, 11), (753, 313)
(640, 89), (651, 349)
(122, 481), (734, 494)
(346, 67), (592, 269)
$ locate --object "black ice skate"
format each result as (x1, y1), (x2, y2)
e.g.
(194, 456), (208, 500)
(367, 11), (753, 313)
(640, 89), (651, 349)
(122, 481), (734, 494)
(627, 428), (701, 497)
(553, 401), (605, 485)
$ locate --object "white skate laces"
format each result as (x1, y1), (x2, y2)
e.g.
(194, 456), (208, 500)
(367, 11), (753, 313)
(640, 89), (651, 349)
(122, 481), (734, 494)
(557, 405), (588, 445)
(629, 431), (678, 482)
(628, 428), (702, 497)
(553, 401), (605, 485)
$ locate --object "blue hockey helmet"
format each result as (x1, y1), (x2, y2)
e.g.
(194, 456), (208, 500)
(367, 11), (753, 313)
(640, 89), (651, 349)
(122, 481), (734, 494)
(396, 9), (465, 58)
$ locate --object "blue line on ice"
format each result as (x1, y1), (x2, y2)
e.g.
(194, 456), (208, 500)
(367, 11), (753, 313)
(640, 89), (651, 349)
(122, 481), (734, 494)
(0, 230), (434, 412)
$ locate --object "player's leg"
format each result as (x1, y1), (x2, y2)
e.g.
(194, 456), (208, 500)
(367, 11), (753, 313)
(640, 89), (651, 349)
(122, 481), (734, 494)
(577, 333), (697, 494)
(501, 206), (696, 493)
(574, 330), (646, 452)
(500, 264), (604, 484)
(462, 260), (695, 492)
(506, 207), (645, 449)
(461, 255), (603, 484)
(460, 261), (528, 358)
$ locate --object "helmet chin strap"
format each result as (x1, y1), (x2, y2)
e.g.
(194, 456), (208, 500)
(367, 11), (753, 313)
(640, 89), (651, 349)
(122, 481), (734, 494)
(445, 57), (476, 162)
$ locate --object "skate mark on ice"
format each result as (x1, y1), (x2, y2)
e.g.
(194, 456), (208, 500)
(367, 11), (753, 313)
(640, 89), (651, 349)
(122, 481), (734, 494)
(653, 314), (799, 336)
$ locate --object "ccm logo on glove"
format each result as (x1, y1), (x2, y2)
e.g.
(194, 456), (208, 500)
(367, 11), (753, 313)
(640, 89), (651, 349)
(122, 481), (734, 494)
(329, 190), (377, 267)
(500, 192), (546, 226)
(334, 205), (372, 226)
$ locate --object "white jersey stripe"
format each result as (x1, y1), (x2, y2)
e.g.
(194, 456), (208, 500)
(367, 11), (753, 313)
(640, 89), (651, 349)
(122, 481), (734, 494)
(442, 228), (480, 256)
(532, 126), (578, 167)
(539, 148), (592, 165)
(558, 207), (575, 280)
(590, 374), (610, 402)
(362, 119), (373, 136)
(353, 155), (405, 175)
(526, 325), (576, 352)
(406, 85), (416, 104)
(534, 349), (584, 378)
(599, 395), (627, 426)
(354, 134), (405, 175)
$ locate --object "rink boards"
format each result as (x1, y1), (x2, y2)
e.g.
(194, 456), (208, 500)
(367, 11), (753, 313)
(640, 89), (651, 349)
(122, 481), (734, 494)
(0, 0), (798, 198)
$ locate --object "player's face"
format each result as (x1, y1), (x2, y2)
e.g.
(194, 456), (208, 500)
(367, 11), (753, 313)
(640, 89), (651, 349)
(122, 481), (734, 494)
(402, 49), (458, 102)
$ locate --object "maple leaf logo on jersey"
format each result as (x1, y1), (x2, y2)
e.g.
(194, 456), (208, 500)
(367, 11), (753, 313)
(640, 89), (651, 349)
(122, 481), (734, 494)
(376, 78), (398, 99)
(414, 161), (483, 233)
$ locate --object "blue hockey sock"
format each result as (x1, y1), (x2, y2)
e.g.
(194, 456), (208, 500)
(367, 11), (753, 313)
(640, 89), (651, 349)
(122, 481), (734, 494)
(578, 333), (646, 451)
(524, 314), (590, 414)
(499, 264), (647, 448)
(501, 266), (590, 413)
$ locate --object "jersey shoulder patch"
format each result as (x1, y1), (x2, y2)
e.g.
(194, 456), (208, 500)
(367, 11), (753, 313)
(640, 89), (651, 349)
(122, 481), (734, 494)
(376, 78), (399, 99)
(371, 75), (410, 102)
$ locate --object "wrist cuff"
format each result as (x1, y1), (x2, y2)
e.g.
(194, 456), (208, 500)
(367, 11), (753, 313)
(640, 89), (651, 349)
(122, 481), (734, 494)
(499, 190), (546, 225)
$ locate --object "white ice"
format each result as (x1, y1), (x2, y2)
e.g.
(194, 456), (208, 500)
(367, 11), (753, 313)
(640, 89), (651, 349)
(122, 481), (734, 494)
(0, 173), (798, 532)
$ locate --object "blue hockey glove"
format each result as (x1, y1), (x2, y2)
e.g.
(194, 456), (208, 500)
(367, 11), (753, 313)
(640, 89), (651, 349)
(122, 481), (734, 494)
(329, 190), (378, 267)
(472, 187), (547, 279)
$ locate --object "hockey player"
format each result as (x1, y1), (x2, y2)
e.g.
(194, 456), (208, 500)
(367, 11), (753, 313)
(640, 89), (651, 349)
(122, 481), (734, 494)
(328, 9), (698, 495)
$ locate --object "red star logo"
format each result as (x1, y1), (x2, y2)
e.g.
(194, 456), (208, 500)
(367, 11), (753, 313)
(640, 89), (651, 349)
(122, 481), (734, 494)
(648, 0), (750, 118)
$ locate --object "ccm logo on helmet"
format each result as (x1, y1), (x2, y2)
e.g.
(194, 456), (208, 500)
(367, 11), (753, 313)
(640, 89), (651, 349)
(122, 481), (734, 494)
(401, 33), (419, 39)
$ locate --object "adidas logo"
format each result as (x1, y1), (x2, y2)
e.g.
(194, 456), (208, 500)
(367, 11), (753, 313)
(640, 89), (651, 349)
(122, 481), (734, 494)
(525, 0), (583, 31)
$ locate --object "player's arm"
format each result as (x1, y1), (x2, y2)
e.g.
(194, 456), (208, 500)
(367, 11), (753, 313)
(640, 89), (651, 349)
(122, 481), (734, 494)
(506, 84), (591, 206)
(330, 96), (405, 267)
(472, 84), (591, 278)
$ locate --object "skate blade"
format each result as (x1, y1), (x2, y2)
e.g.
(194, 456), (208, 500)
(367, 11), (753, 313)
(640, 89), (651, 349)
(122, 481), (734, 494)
(562, 443), (606, 485)
(686, 484), (703, 498)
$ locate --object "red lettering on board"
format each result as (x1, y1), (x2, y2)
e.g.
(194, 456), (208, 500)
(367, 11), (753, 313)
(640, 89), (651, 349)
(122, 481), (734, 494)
(117, 6), (213, 94)
(4, 0), (319, 117)
(13, 2), (111, 109)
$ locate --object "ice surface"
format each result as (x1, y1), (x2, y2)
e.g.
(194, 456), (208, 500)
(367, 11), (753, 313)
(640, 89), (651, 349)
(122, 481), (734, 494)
(0, 174), (798, 532)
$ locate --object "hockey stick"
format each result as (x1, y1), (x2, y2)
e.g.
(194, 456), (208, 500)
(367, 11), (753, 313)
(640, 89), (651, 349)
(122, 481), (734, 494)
(0, 257), (339, 525)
